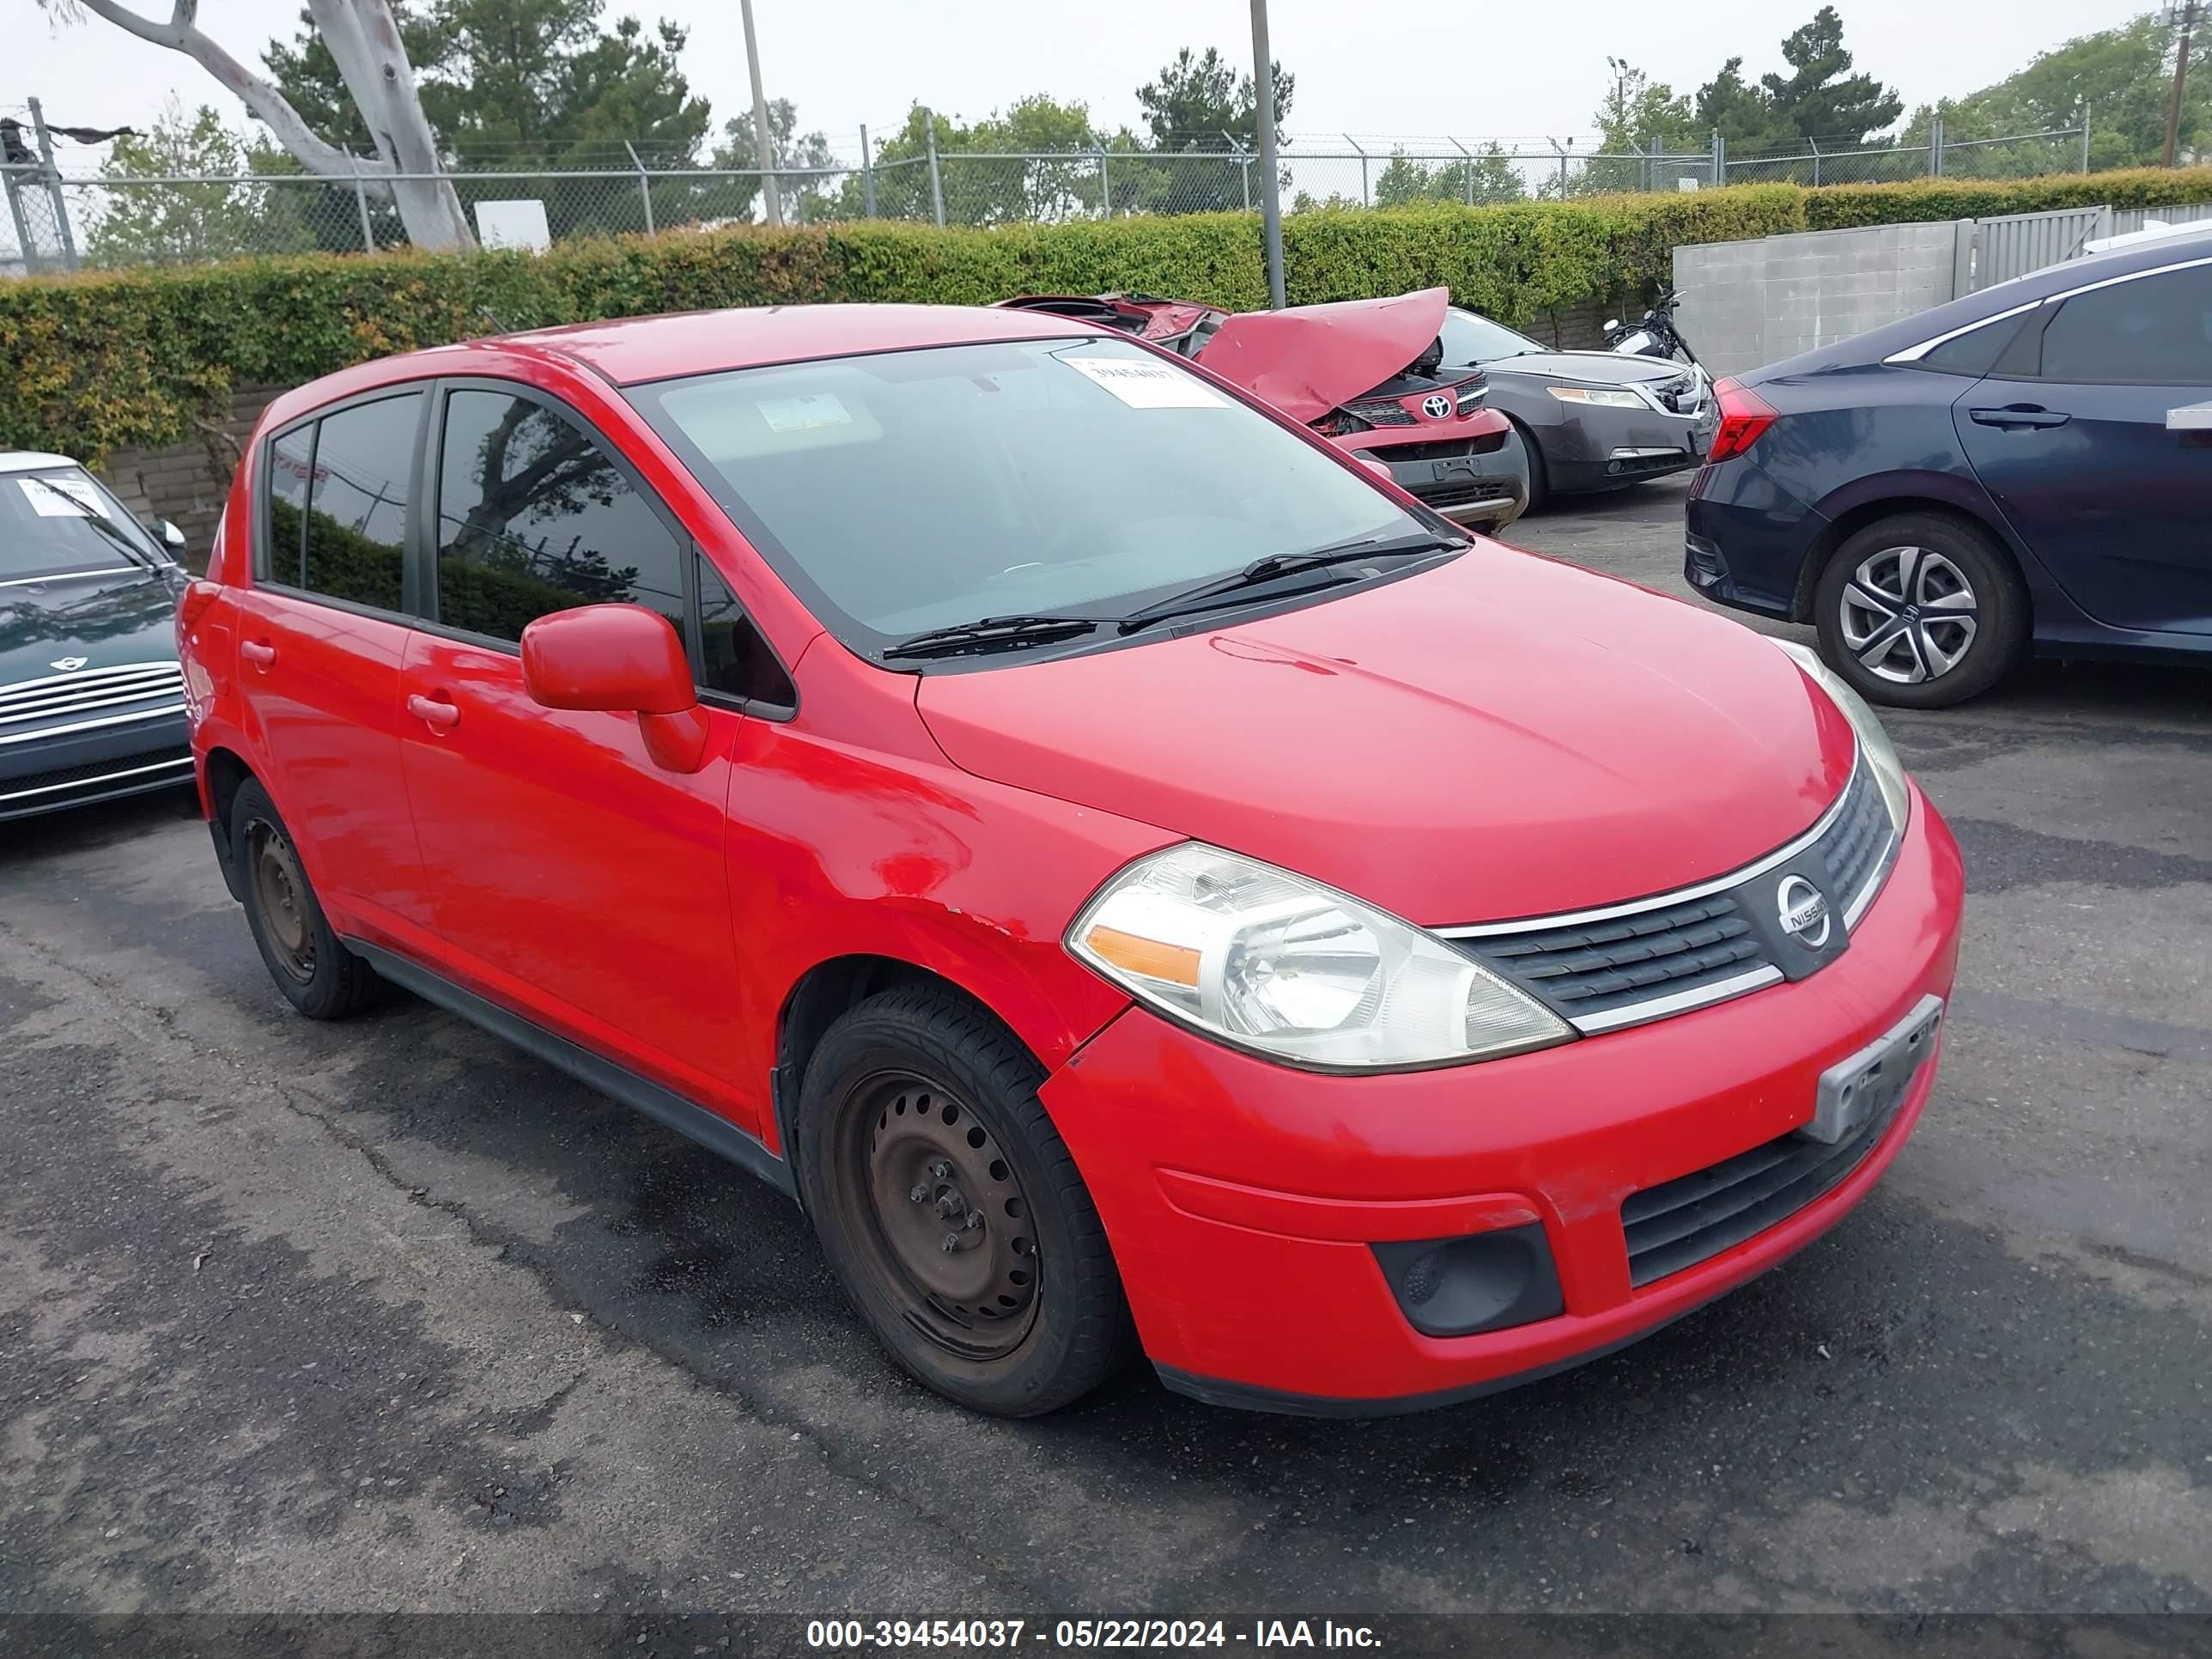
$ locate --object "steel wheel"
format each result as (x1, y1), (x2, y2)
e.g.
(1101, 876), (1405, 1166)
(841, 1071), (1039, 1361)
(246, 818), (316, 984)
(1838, 544), (1980, 685)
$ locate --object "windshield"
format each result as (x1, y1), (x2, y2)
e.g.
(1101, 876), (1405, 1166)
(629, 337), (1425, 660)
(1438, 310), (1547, 366)
(1, 467), (159, 581)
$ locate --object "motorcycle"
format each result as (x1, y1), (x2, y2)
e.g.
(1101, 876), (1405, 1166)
(1605, 290), (1703, 370)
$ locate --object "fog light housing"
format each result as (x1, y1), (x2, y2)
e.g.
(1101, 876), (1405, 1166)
(1370, 1223), (1565, 1338)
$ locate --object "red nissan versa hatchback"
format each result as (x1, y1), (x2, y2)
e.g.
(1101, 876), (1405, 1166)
(177, 304), (1965, 1418)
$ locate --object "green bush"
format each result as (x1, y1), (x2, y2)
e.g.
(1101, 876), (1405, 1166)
(8, 167), (2212, 465)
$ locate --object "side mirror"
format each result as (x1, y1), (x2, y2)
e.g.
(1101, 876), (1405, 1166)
(156, 518), (187, 553)
(1603, 317), (1620, 331)
(520, 603), (710, 773)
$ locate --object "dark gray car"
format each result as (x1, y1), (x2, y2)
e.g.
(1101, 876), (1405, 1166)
(1436, 311), (1719, 510)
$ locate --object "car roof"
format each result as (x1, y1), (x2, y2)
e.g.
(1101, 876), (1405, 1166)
(1753, 225), (2212, 380)
(496, 302), (1107, 386)
(0, 451), (81, 473)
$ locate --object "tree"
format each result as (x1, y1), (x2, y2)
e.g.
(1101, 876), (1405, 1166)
(1372, 144), (1523, 207)
(86, 100), (304, 264)
(1696, 58), (1791, 154)
(1759, 5), (1902, 146)
(1133, 46), (1294, 214)
(49, 0), (472, 250)
(709, 99), (836, 224)
(1583, 59), (1700, 191)
(1899, 11), (2208, 173)
(267, 0), (713, 240)
(824, 98), (1128, 227)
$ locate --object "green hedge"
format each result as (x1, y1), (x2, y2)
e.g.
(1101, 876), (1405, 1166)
(7, 167), (2211, 465)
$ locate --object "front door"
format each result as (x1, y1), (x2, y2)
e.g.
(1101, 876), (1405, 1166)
(238, 390), (438, 940)
(393, 382), (755, 1123)
(1954, 258), (2212, 635)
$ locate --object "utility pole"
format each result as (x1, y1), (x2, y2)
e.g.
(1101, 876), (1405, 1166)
(2166, 0), (2198, 168)
(1250, 0), (1285, 308)
(739, 0), (781, 227)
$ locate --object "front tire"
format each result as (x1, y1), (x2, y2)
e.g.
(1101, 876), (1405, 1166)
(1504, 419), (1550, 513)
(1813, 512), (2027, 709)
(795, 986), (1133, 1416)
(231, 779), (386, 1019)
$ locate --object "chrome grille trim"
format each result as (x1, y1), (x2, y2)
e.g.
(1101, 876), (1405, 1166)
(1439, 746), (1902, 1036)
(1436, 744), (1866, 940)
(0, 662), (183, 734)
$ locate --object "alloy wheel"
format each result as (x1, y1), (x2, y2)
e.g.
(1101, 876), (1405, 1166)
(247, 819), (317, 984)
(1838, 544), (1980, 684)
(843, 1072), (1039, 1361)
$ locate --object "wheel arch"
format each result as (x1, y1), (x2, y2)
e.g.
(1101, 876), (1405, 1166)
(1790, 492), (2030, 626)
(201, 744), (258, 902)
(772, 952), (1075, 1193)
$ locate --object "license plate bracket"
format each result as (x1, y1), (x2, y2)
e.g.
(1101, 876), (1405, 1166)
(1803, 994), (1944, 1146)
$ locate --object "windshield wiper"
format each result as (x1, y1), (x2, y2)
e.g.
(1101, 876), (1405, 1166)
(881, 613), (1111, 661)
(1115, 532), (1464, 635)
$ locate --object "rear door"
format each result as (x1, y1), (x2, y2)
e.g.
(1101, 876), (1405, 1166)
(1954, 258), (2212, 635)
(395, 380), (769, 1123)
(236, 388), (438, 939)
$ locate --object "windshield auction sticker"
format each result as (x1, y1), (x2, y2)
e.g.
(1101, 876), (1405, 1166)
(757, 394), (856, 433)
(1064, 356), (1229, 409)
(19, 477), (104, 518)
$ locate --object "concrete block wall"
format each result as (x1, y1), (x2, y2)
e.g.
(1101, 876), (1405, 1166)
(95, 385), (281, 571)
(1675, 221), (1969, 379)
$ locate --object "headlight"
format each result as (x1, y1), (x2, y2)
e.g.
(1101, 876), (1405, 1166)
(1547, 386), (1648, 409)
(1774, 640), (1911, 832)
(1066, 844), (1571, 1072)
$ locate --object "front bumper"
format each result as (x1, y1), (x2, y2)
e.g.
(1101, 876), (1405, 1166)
(0, 710), (192, 822)
(1039, 787), (1964, 1414)
(1330, 416), (1530, 531)
(1544, 399), (1717, 494)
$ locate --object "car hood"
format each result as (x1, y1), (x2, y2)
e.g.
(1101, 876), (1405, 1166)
(1199, 287), (1451, 423)
(915, 548), (1857, 927)
(1483, 350), (1686, 386)
(0, 566), (184, 685)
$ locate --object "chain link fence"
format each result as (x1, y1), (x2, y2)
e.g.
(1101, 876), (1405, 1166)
(3, 121), (2096, 275)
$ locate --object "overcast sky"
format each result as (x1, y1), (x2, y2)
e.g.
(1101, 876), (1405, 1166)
(20, 0), (2149, 169)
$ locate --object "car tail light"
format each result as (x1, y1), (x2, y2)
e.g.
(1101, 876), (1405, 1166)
(1706, 379), (1778, 463)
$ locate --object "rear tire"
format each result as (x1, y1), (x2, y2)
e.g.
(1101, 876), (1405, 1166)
(795, 986), (1133, 1416)
(231, 779), (386, 1019)
(1813, 511), (2027, 709)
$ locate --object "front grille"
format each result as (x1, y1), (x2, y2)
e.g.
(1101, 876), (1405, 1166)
(0, 662), (184, 737)
(0, 746), (191, 806)
(1466, 892), (1768, 1024)
(1621, 1071), (1908, 1285)
(1347, 398), (1418, 426)
(1822, 764), (1893, 916)
(1447, 750), (1899, 1034)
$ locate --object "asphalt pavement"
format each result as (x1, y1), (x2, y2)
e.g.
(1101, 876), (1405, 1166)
(3, 476), (2209, 1622)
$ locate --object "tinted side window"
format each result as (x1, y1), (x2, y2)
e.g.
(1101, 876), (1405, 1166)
(434, 389), (685, 643)
(265, 423), (315, 585)
(1917, 312), (2027, 377)
(2036, 266), (2212, 386)
(696, 553), (796, 707)
(300, 393), (420, 611)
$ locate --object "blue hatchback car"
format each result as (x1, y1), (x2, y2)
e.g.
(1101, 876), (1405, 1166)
(1685, 228), (2212, 707)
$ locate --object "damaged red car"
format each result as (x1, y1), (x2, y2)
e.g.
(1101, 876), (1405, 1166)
(998, 287), (1528, 532)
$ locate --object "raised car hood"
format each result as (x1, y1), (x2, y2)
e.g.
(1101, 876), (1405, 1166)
(916, 549), (1858, 926)
(1200, 287), (1451, 423)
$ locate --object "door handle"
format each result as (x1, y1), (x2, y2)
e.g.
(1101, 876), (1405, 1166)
(240, 640), (276, 666)
(1969, 405), (2070, 429)
(407, 694), (460, 732)
(2169, 401), (2212, 432)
